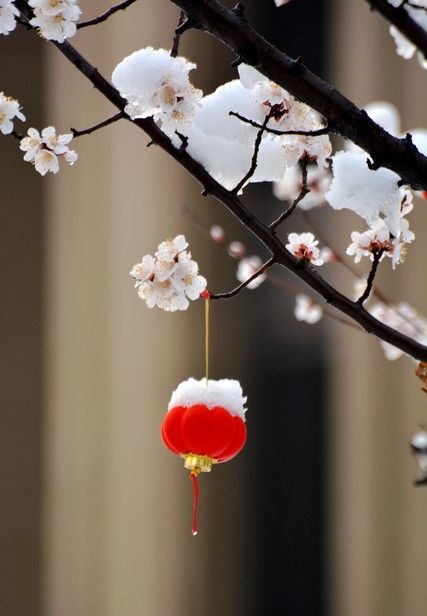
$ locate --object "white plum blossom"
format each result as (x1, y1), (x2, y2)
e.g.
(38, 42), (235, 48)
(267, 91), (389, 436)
(285, 232), (323, 266)
(155, 234), (188, 262)
(0, 92), (25, 134)
(346, 220), (392, 264)
(294, 294), (323, 324)
(388, 2), (427, 69)
(0, 0), (19, 35)
(369, 301), (427, 360)
(20, 126), (78, 175)
(129, 255), (155, 283)
(112, 48), (202, 138)
(171, 252), (207, 301)
(346, 191), (415, 269)
(29, 0), (81, 42)
(273, 163), (330, 209)
(236, 256), (266, 289)
(130, 235), (207, 312)
(325, 150), (402, 237)
(274, 0), (292, 5)
(238, 64), (332, 168)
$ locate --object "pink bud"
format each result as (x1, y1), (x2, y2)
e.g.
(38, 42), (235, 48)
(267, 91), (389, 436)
(228, 241), (246, 259)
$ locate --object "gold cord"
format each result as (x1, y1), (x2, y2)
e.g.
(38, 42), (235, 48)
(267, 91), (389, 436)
(205, 294), (210, 384)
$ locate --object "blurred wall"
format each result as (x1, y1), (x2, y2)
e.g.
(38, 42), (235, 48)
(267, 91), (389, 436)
(328, 3), (427, 616)
(0, 27), (43, 616)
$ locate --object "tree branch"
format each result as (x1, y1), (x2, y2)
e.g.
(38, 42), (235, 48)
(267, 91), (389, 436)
(14, 4), (427, 362)
(210, 257), (275, 299)
(171, 10), (196, 57)
(356, 249), (385, 305)
(301, 211), (427, 337)
(77, 0), (140, 29)
(270, 158), (309, 229)
(232, 108), (275, 194)
(169, 0), (427, 191)
(71, 111), (125, 138)
(229, 111), (330, 137)
(365, 0), (427, 60)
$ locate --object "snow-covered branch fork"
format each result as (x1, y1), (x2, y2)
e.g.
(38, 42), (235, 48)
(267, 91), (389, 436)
(8, 0), (427, 363)
(169, 0), (427, 191)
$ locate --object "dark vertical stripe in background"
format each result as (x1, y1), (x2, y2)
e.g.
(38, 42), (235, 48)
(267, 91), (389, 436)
(247, 2), (326, 615)
(0, 29), (43, 616)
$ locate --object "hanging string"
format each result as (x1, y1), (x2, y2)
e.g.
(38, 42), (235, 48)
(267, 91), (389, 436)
(201, 290), (211, 385)
(190, 471), (199, 536)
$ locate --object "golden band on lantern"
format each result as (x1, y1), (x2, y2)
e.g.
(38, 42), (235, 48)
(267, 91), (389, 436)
(181, 452), (218, 475)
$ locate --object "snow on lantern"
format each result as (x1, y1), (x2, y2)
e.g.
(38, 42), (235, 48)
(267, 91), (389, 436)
(161, 377), (247, 535)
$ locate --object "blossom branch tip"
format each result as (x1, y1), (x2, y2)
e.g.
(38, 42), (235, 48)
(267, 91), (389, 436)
(77, 0), (140, 29)
(70, 111), (124, 138)
(210, 257), (274, 300)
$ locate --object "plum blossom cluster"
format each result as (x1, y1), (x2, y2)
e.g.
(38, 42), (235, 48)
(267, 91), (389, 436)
(130, 235), (207, 312)
(0, 91), (25, 134)
(369, 302), (427, 360)
(29, 0), (81, 43)
(326, 150), (415, 268)
(112, 48), (202, 137)
(112, 49), (331, 191)
(0, 0), (19, 35)
(19, 126), (78, 175)
(387, 0), (427, 69)
(285, 232), (324, 266)
(346, 196), (415, 270)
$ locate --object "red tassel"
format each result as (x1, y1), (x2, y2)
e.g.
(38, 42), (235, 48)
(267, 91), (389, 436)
(190, 472), (199, 536)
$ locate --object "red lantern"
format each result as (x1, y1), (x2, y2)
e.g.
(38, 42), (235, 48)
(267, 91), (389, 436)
(161, 377), (247, 535)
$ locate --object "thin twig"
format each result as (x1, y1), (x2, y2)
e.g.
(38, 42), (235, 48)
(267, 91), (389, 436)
(171, 10), (194, 57)
(230, 111), (330, 137)
(11, 129), (22, 140)
(232, 109), (275, 194)
(77, 0), (140, 29)
(210, 257), (275, 299)
(270, 158), (309, 229)
(357, 249), (384, 304)
(71, 111), (125, 138)
(266, 272), (363, 331)
(301, 211), (390, 302)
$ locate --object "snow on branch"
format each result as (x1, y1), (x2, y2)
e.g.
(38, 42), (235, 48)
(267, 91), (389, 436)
(169, 0), (427, 191)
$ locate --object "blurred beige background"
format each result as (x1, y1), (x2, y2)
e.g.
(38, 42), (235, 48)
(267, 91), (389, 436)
(1, 1), (427, 615)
